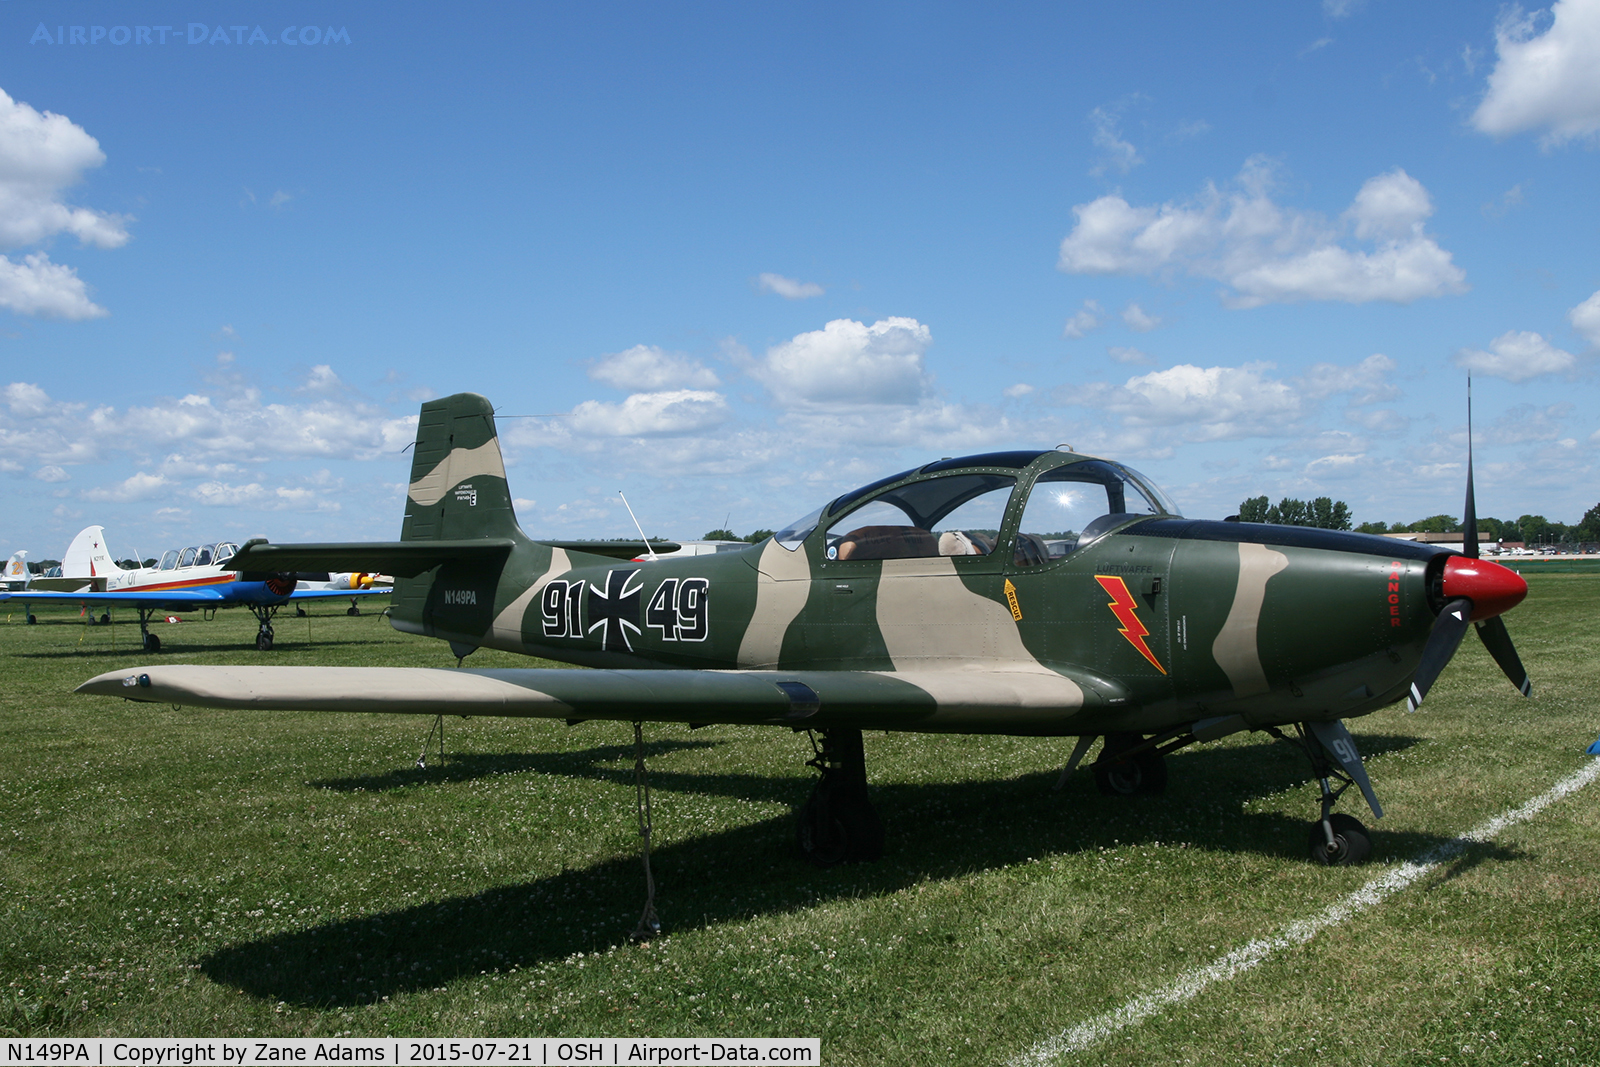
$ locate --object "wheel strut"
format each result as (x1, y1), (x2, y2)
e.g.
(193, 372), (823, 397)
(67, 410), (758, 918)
(796, 727), (883, 866)
(1287, 722), (1373, 866)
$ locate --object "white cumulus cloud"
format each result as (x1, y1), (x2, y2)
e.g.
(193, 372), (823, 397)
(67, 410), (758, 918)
(587, 344), (720, 390)
(83, 471), (170, 503)
(1063, 299), (1103, 339)
(751, 317), (933, 408)
(0, 251), (107, 319)
(569, 389), (730, 437)
(757, 272), (825, 299)
(1057, 160), (1467, 307)
(1121, 302), (1160, 331)
(1084, 363), (1304, 440)
(1472, 0), (1600, 145)
(1452, 330), (1577, 381)
(0, 87), (129, 320)
(1571, 287), (1600, 345)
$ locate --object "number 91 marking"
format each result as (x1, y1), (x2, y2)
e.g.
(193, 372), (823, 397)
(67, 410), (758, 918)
(540, 579), (584, 638)
(645, 577), (709, 642)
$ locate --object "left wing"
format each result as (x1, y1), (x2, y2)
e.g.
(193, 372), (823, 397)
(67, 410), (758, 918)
(2, 587), (232, 611)
(77, 663), (1128, 733)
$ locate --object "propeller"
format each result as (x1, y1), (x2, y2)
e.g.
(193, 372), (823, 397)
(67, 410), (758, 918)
(1407, 378), (1533, 712)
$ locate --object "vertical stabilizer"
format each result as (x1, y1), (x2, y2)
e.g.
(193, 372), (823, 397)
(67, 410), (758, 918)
(401, 393), (526, 543)
(392, 394), (529, 635)
(3, 550), (27, 589)
(61, 526), (123, 588)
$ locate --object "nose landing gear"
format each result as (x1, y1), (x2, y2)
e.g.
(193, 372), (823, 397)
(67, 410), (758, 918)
(1279, 719), (1383, 867)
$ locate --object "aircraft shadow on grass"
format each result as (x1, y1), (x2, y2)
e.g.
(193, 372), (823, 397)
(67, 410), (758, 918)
(308, 738), (729, 794)
(199, 732), (1520, 1007)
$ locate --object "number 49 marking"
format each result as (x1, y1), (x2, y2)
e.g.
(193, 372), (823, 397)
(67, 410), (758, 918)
(645, 577), (709, 642)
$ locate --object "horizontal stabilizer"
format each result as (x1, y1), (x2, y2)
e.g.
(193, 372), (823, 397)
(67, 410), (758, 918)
(539, 539), (682, 560)
(225, 538), (515, 578)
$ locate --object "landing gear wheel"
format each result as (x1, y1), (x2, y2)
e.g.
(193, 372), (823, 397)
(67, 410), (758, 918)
(256, 629), (274, 651)
(1309, 813), (1371, 866)
(347, 605), (360, 616)
(796, 794), (848, 867)
(1093, 735), (1168, 796)
(26, 612), (36, 625)
(143, 632), (161, 653)
(295, 606), (307, 617)
(99, 613), (111, 626)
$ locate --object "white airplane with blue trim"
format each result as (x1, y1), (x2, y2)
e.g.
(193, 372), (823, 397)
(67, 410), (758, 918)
(1, 525), (387, 651)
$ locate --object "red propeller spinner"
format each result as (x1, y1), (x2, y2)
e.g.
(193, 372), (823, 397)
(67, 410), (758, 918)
(1440, 555), (1528, 621)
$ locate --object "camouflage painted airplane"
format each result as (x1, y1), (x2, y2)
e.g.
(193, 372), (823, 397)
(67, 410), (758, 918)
(78, 392), (1532, 867)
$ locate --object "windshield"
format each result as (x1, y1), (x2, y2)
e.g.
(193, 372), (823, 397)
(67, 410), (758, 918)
(1013, 459), (1178, 566)
(773, 505), (824, 551)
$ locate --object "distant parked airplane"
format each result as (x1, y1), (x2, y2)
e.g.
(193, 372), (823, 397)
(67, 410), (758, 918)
(1, 525), (388, 651)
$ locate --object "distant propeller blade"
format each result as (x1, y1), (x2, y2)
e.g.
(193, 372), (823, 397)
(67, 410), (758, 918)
(1407, 597), (1473, 713)
(1475, 615), (1532, 698)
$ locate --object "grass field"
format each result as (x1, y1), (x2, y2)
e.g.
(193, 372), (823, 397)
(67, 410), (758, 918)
(1, 581), (1597, 1064)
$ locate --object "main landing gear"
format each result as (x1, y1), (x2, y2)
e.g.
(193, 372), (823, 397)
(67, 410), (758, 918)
(249, 603), (281, 651)
(135, 607), (161, 653)
(796, 727), (884, 867)
(1091, 732), (1169, 797)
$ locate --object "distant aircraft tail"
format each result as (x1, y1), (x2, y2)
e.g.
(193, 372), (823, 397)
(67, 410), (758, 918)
(3, 550), (27, 588)
(60, 526), (124, 587)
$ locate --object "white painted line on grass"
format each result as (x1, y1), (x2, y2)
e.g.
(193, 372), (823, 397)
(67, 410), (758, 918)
(1010, 758), (1600, 1066)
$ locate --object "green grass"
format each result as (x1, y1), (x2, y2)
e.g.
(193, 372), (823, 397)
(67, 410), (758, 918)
(1, 582), (1597, 1064)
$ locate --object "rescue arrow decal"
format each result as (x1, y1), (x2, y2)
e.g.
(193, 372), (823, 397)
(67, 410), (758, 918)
(1003, 578), (1023, 621)
(1094, 574), (1166, 675)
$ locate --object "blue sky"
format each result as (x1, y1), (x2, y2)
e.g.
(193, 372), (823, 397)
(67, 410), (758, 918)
(2, 0), (1598, 560)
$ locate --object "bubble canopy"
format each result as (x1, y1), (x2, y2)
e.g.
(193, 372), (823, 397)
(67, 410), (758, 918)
(771, 450), (1180, 556)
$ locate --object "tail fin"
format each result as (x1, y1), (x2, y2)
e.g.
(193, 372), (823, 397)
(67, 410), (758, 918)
(3, 550), (26, 586)
(61, 526), (123, 586)
(401, 393), (527, 543)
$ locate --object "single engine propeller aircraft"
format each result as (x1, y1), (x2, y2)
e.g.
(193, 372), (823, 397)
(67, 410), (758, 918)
(2, 524), (389, 651)
(77, 392), (1532, 868)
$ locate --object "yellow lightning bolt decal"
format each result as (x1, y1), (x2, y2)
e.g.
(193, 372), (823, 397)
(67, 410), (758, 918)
(1094, 574), (1167, 674)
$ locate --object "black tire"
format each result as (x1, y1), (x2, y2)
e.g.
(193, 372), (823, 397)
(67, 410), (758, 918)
(256, 631), (274, 651)
(347, 606), (360, 616)
(1093, 738), (1168, 797)
(143, 633), (161, 653)
(26, 613), (36, 625)
(839, 796), (885, 862)
(295, 606), (307, 617)
(796, 794), (848, 867)
(1309, 813), (1371, 866)
(99, 613), (111, 626)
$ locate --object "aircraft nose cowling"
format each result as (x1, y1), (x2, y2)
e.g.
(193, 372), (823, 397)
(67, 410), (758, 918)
(1441, 555), (1528, 621)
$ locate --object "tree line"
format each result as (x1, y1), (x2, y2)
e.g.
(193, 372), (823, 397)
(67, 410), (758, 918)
(1237, 496), (1600, 545)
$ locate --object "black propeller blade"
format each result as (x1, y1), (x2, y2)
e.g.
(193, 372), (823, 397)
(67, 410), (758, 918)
(1407, 598), (1473, 713)
(1476, 615), (1532, 697)
(1463, 381), (1479, 560)
(1411, 377), (1533, 710)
